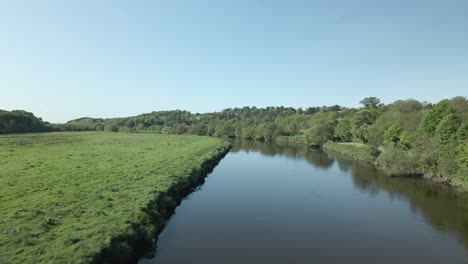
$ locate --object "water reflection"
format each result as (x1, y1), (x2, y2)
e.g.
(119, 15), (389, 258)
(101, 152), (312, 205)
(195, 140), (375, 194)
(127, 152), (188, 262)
(234, 140), (468, 248)
(328, 150), (468, 248)
(142, 140), (468, 264)
(230, 140), (335, 169)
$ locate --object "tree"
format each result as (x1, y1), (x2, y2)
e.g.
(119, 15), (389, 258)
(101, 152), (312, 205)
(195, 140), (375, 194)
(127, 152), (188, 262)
(435, 113), (460, 143)
(399, 132), (411, 149)
(173, 124), (187, 134)
(351, 110), (375, 143)
(419, 100), (454, 136)
(456, 121), (468, 140)
(334, 118), (352, 142)
(449, 96), (468, 122)
(241, 126), (256, 139)
(104, 124), (118, 132)
(376, 144), (419, 176)
(0, 110), (51, 134)
(382, 125), (411, 149)
(359, 97), (382, 108)
(256, 122), (281, 141)
(384, 125), (401, 146)
(305, 123), (334, 147)
(392, 99), (423, 113)
(189, 123), (207, 135)
(455, 143), (468, 178)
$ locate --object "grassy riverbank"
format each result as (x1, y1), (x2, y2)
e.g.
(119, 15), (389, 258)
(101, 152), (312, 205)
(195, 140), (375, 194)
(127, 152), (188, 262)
(322, 142), (377, 163)
(0, 132), (229, 264)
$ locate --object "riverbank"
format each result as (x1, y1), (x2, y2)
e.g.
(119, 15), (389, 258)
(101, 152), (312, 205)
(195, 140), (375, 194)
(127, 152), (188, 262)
(141, 138), (468, 264)
(0, 132), (230, 264)
(322, 141), (467, 191)
(272, 136), (466, 191)
(93, 142), (230, 264)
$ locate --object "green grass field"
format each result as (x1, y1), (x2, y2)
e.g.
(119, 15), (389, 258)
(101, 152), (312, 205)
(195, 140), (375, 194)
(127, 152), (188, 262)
(0, 132), (229, 263)
(323, 142), (377, 163)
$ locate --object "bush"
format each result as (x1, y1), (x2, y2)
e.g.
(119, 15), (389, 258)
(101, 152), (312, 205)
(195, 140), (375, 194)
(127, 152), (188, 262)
(376, 144), (420, 176)
(383, 125), (401, 145)
(437, 142), (460, 177)
(305, 123), (334, 147)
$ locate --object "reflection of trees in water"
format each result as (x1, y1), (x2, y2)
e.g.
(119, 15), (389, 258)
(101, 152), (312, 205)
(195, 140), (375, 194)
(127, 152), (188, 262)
(231, 139), (468, 248)
(333, 155), (381, 196)
(329, 151), (468, 248)
(230, 140), (334, 169)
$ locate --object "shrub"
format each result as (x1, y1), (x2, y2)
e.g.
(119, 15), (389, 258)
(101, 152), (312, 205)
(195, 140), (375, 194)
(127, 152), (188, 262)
(376, 144), (420, 176)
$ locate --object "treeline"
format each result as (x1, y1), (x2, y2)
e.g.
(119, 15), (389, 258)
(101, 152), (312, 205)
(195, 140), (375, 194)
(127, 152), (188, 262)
(63, 96), (467, 184)
(369, 97), (467, 183)
(3, 97), (466, 184)
(63, 105), (344, 139)
(0, 110), (52, 134)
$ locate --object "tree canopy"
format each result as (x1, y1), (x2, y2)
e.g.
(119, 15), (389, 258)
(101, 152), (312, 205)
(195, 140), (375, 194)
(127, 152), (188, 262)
(4, 96), (467, 182)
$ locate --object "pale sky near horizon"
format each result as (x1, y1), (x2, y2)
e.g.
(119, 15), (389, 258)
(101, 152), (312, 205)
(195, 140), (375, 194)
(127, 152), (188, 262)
(1, 0), (467, 123)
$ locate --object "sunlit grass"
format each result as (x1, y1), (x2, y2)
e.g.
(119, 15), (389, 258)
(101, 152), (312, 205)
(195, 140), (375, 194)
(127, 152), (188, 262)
(323, 141), (376, 162)
(0, 132), (228, 263)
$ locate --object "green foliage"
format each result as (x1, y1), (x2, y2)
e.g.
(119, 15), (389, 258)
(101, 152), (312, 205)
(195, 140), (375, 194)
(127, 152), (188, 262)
(241, 126), (256, 139)
(391, 99), (424, 113)
(399, 131), (411, 149)
(323, 142), (377, 162)
(449, 96), (468, 122)
(437, 142), (461, 177)
(214, 122), (235, 138)
(382, 125), (411, 149)
(305, 122), (333, 147)
(0, 110), (52, 134)
(457, 121), (468, 140)
(104, 124), (118, 132)
(455, 143), (468, 181)
(435, 113), (461, 143)
(376, 144), (420, 176)
(62, 106), (343, 140)
(367, 100), (424, 147)
(257, 122), (281, 141)
(334, 117), (352, 142)
(0, 132), (229, 263)
(39, 96), (466, 188)
(383, 125), (401, 146)
(302, 112), (337, 146)
(419, 100), (454, 136)
(359, 97), (382, 108)
(188, 123), (208, 135)
(410, 135), (441, 175)
(351, 110), (375, 143)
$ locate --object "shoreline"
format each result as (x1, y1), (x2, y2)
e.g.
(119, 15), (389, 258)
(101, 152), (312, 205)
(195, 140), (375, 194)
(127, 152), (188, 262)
(261, 137), (466, 192)
(321, 141), (466, 191)
(90, 144), (231, 264)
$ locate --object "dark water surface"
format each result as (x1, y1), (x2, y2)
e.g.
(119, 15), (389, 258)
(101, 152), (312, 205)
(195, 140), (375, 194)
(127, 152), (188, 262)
(141, 141), (468, 264)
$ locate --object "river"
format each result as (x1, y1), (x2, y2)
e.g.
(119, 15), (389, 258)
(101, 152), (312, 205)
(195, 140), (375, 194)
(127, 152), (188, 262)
(141, 140), (468, 263)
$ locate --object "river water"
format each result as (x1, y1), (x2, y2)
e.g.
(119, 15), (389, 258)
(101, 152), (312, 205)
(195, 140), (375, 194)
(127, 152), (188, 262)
(141, 140), (468, 264)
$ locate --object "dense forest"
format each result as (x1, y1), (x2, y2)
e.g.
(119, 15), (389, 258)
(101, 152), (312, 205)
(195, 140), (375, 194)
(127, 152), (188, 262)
(62, 96), (468, 186)
(0, 110), (52, 134)
(2, 96), (467, 186)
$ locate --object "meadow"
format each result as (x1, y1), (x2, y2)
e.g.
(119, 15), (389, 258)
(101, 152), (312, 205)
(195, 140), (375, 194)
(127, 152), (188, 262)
(0, 132), (229, 263)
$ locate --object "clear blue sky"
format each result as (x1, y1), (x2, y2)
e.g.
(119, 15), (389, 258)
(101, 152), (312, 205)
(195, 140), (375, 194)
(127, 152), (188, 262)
(1, 0), (467, 123)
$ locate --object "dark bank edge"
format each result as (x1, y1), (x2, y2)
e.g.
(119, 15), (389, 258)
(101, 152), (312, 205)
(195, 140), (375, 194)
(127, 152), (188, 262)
(90, 143), (231, 264)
